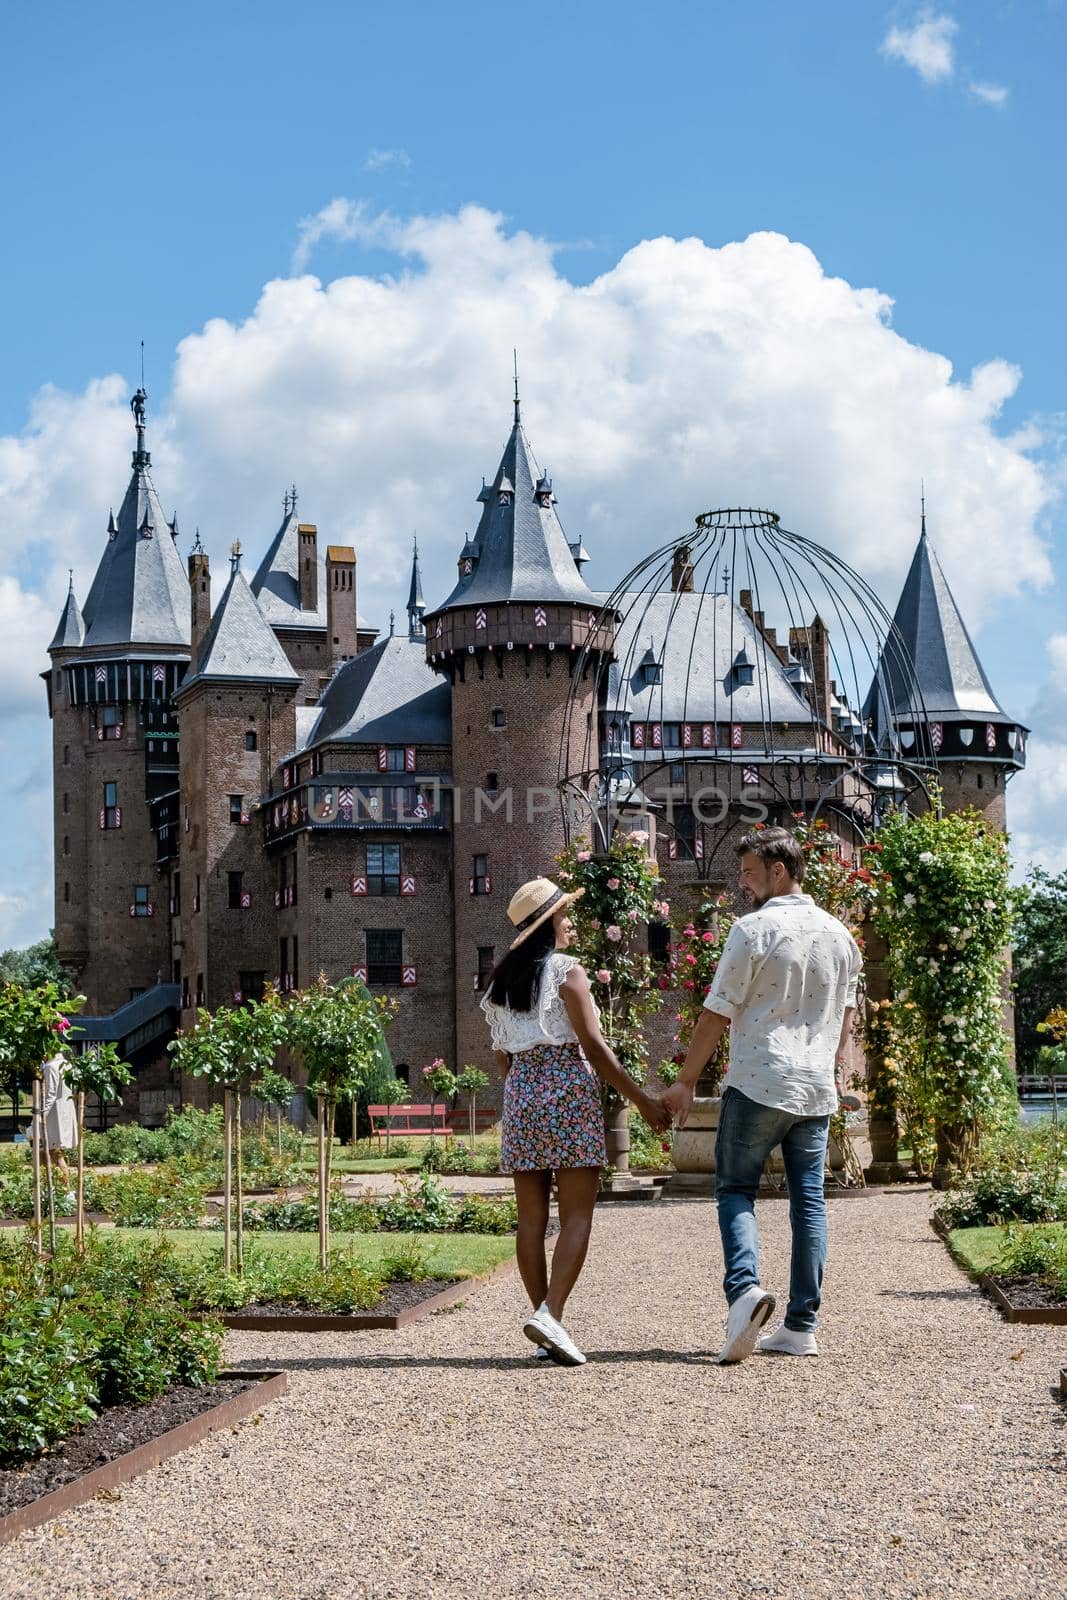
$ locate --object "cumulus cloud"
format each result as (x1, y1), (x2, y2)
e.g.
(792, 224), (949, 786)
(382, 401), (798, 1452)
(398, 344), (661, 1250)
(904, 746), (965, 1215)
(881, 13), (957, 82)
(968, 80), (1009, 109)
(364, 147), (412, 173)
(0, 201), (1062, 941)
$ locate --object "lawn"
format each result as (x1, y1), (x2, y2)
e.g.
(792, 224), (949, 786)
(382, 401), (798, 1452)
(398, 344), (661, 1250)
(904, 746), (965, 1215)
(111, 1227), (516, 1278)
(294, 1154), (421, 1174)
(946, 1222), (1067, 1276)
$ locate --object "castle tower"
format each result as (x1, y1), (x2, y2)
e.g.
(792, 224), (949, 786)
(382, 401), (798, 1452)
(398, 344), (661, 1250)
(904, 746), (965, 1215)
(173, 543), (300, 1056)
(423, 388), (615, 1070)
(865, 505), (1027, 828)
(46, 389), (190, 1014)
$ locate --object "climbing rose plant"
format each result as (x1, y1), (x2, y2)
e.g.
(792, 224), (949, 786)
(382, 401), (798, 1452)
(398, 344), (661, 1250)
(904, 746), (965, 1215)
(555, 830), (668, 1084)
(870, 802), (1015, 1176)
(669, 890), (736, 1093)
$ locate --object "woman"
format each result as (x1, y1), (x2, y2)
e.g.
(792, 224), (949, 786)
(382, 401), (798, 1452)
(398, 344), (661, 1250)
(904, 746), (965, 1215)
(481, 876), (670, 1366)
(28, 1052), (78, 1190)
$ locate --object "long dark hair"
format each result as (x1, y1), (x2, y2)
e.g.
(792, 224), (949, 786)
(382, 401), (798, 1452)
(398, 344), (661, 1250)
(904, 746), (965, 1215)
(487, 919), (558, 1012)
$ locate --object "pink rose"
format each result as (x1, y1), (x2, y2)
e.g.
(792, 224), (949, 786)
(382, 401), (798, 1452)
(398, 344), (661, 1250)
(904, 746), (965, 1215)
(683, 980), (695, 991)
(576, 850), (591, 863)
(558, 870), (572, 881)
(684, 953), (697, 965)
(606, 925), (622, 942)
(627, 908), (640, 920)
(590, 918), (601, 930)
(54, 1017), (71, 1035)
(606, 877), (620, 891)
(657, 977), (671, 991)
(595, 969), (612, 984)
(631, 830), (649, 845)
(702, 931), (715, 943)
(683, 924), (697, 939)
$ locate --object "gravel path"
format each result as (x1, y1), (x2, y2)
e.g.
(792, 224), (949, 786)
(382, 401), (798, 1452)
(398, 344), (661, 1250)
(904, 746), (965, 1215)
(3, 1192), (1064, 1600)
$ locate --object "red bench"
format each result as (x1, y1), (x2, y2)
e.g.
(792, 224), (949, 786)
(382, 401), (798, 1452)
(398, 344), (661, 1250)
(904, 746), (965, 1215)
(367, 1103), (454, 1151)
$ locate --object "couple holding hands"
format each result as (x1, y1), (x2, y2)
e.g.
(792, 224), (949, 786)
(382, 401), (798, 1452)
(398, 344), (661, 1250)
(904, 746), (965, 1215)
(481, 828), (862, 1368)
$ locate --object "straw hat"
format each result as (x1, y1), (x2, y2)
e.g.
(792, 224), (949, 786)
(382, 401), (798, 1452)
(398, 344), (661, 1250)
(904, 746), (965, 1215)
(506, 877), (584, 950)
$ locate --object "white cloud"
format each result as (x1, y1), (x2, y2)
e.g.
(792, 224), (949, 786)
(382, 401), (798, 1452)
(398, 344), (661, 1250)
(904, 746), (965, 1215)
(1007, 634), (1067, 881)
(881, 13), (958, 83)
(290, 198), (404, 272)
(968, 80), (1009, 109)
(364, 147), (412, 173)
(0, 202), (1061, 943)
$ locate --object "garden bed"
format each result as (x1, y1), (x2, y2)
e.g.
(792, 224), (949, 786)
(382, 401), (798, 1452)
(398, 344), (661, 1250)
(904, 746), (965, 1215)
(0, 1369), (286, 1544)
(216, 1258), (519, 1330)
(976, 1273), (1067, 1325)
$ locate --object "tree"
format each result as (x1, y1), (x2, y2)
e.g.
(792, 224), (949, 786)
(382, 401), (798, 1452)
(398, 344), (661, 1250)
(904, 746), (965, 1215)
(286, 978), (397, 1268)
(1012, 867), (1067, 1073)
(421, 1059), (456, 1148)
(455, 1065), (490, 1145)
(63, 1042), (132, 1250)
(378, 1073), (410, 1154)
(254, 1066), (294, 1154)
(0, 981), (85, 1255)
(0, 936), (74, 996)
(169, 994), (287, 1274)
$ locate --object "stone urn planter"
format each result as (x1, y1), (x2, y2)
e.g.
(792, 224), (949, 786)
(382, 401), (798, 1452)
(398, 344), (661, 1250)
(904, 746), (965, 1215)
(664, 1091), (847, 1195)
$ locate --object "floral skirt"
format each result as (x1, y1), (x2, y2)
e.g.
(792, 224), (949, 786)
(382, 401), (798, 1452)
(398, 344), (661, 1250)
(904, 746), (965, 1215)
(501, 1041), (607, 1173)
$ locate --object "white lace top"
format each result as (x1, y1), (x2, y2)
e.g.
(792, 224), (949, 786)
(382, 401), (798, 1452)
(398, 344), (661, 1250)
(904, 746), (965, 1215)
(480, 951), (598, 1054)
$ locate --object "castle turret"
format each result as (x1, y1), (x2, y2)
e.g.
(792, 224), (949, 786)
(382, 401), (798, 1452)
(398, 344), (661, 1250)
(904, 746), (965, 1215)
(864, 504), (1027, 829)
(46, 389), (189, 1012)
(423, 385), (615, 1070)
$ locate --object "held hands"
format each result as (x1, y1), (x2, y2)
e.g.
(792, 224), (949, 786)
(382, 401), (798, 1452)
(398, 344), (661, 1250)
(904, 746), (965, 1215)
(637, 1089), (673, 1135)
(660, 1079), (695, 1129)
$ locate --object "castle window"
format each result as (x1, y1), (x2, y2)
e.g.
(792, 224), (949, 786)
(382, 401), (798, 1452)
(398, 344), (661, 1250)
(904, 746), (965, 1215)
(196, 973), (205, 1007)
(102, 782), (120, 829)
(194, 874), (201, 913)
(245, 731), (257, 752)
(491, 708), (506, 729)
(229, 794), (244, 822)
(486, 772), (499, 792)
(239, 971), (265, 1003)
(648, 922), (671, 966)
(181, 974), (190, 1010)
(62, 792), (69, 815)
(63, 882), (70, 903)
(63, 745), (70, 766)
(63, 836), (69, 856)
(476, 946), (495, 992)
(471, 854), (491, 895)
(366, 928), (403, 986)
(102, 705), (121, 728)
(132, 885), (151, 918)
(172, 872), (181, 916)
(977, 774), (984, 789)
(367, 843), (401, 896)
(228, 871), (244, 910)
(324, 886), (333, 901)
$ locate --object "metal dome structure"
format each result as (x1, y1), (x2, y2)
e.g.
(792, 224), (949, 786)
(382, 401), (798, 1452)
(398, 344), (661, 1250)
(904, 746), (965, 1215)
(558, 507), (939, 876)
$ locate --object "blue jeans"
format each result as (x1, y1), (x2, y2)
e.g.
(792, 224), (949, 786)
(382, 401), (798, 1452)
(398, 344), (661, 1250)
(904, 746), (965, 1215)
(715, 1086), (829, 1332)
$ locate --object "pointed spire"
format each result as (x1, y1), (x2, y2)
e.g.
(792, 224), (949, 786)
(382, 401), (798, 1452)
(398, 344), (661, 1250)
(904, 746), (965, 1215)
(190, 527), (204, 556)
(920, 481), (927, 542)
(433, 397), (595, 611)
(513, 349), (521, 427)
(169, 510), (179, 541)
(230, 540), (242, 574)
(864, 511), (1008, 730)
(107, 508), (118, 539)
(49, 573), (85, 651)
(407, 535), (426, 639)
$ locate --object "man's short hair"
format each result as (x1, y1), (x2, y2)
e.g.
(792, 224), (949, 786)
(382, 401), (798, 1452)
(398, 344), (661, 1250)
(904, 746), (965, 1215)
(736, 827), (805, 883)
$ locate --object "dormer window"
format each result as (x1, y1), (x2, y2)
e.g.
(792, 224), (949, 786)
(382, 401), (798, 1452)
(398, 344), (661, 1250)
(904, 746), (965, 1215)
(725, 647), (755, 694)
(498, 490), (512, 507)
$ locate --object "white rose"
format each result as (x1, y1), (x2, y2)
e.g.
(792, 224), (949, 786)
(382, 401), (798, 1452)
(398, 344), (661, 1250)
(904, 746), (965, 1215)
(918, 851), (935, 864)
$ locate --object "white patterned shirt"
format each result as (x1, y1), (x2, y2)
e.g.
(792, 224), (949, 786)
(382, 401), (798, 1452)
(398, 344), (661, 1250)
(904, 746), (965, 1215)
(704, 892), (862, 1117)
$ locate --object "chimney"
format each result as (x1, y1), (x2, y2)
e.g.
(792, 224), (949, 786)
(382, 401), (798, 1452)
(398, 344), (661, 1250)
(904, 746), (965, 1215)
(671, 545), (694, 593)
(188, 547), (211, 666)
(789, 616), (832, 727)
(326, 546), (358, 664)
(298, 523), (318, 612)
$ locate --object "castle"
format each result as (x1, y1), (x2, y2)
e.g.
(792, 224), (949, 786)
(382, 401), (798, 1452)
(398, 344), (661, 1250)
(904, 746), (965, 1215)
(45, 388), (1029, 1117)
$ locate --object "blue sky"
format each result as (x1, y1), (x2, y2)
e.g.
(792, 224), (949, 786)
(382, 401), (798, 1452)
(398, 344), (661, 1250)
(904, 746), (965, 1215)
(1, 0), (1065, 945)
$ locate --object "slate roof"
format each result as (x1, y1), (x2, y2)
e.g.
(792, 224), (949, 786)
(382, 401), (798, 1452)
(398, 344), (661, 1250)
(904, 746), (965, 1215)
(251, 509), (375, 633)
(598, 589), (816, 727)
(179, 562), (300, 690)
(864, 520), (1012, 731)
(80, 453), (191, 651)
(432, 412), (595, 611)
(49, 580), (85, 651)
(307, 635), (451, 747)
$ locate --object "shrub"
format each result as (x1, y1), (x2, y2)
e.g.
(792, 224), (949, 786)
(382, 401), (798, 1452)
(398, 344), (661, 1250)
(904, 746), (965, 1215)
(238, 1191), (380, 1234)
(377, 1238), (432, 1282)
(993, 1224), (1067, 1296)
(421, 1139), (501, 1176)
(0, 1234), (223, 1463)
(174, 1246), (386, 1314)
(378, 1173), (458, 1232)
(628, 1110), (673, 1171)
(94, 1162), (207, 1227)
(453, 1193), (518, 1234)
(83, 1123), (170, 1166)
(936, 1122), (1067, 1227)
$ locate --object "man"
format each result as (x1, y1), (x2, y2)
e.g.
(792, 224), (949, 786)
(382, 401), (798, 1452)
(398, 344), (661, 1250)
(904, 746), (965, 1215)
(662, 827), (862, 1364)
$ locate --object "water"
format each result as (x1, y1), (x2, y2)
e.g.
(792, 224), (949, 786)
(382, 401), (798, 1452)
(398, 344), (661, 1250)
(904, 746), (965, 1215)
(1020, 1096), (1061, 1125)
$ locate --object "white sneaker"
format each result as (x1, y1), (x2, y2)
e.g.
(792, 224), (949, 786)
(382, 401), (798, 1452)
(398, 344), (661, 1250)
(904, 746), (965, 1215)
(718, 1284), (776, 1364)
(523, 1303), (587, 1366)
(759, 1324), (819, 1357)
